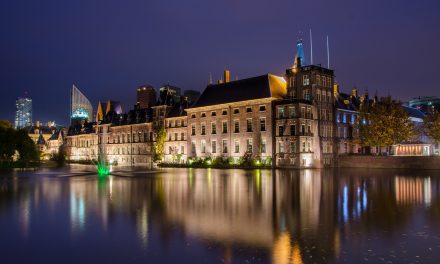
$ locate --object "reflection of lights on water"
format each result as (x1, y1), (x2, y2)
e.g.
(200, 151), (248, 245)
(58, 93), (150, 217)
(342, 185), (348, 223)
(340, 182), (368, 224)
(254, 170), (261, 193)
(395, 176), (432, 207)
(272, 232), (303, 264)
(70, 192), (85, 232)
(424, 178), (432, 207)
(137, 205), (149, 249)
(207, 168), (212, 188)
(109, 176), (113, 199)
(19, 197), (31, 238)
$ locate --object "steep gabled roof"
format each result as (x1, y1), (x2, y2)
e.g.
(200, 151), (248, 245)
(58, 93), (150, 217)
(191, 74), (286, 108)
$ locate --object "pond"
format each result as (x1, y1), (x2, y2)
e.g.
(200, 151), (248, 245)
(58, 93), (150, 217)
(0, 167), (439, 263)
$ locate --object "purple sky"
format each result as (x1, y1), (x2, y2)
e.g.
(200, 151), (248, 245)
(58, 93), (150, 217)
(1, 0), (439, 126)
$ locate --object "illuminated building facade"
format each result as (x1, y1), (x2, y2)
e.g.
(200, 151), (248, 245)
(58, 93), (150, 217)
(15, 96), (32, 129)
(282, 58), (336, 167)
(186, 74), (285, 164)
(70, 84), (93, 125)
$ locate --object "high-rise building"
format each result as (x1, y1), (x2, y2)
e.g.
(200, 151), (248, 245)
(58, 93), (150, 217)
(15, 96), (32, 129)
(183, 90), (201, 105)
(70, 84), (93, 125)
(159, 85), (181, 105)
(137, 85), (156, 108)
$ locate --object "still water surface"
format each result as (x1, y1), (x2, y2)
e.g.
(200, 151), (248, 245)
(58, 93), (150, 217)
(1, 168), (440, 263)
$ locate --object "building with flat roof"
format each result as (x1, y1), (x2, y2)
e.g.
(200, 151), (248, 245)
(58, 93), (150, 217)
(15, 96), (32, 129)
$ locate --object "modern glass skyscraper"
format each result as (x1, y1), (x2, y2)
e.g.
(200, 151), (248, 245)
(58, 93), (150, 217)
(15, 97), (32, 129)
(70, 84), (93, 125)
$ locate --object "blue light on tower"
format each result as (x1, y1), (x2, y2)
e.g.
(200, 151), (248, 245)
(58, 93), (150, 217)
(296, 38), (305, 66)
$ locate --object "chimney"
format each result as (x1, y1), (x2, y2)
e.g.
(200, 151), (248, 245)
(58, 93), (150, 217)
(352, 88), (358, 98)
(224, 69), (230, 83)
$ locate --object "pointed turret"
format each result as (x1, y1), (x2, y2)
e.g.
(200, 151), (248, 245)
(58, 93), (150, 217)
(293, 34), (306, 69)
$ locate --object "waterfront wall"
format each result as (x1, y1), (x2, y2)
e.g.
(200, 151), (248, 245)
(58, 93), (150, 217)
(338, 155), (440, 170)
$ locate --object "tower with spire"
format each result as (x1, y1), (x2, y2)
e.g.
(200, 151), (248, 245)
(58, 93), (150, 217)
(293, 34), (306, 69)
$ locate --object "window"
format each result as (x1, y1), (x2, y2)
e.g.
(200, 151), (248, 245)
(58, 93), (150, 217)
(279, 142), (284, 153)
(191, 114), (196, 119)
(181, 145), (185, 154)
(212, 140), (217, 153)
(233, 108), (239, 114)
(201, 112), (206, 118)
(246, 139), (253, 153)
(234, 120), (240, 133)
(211, 122), (216, 134)
(260, 118), (266, 131)
(307, 140), (311, 152)
(303, 89), (311, 100)
(307, 124), (311, 134)
(301, 107), (305, 118)
(201, 140), (206, 153)
(211, 111), (216, 116)
(259, 105), (266, 111)
(246, 107), (252, 113)
(222, 140), (228, 153)
(261, 139), (266, 153)
(303, 75), (310, 85)
(181, 132), (185, 140)
(246, 119), (253, 132)
(191, 141), (196, 154)
(174, 133), (178, 141)
(301, 124), (305, 134)
(234, 140), (240, 153)
(290, 141), (296, 153)
(222, 110), (228, 115)
(289, 106), (295, 118)
(302, 140), (306, 152)
(201, 123), (206, 135)
(279, 125), (284, 136)
(306, 108), (311, 119)
(290, 124), (296, 135)
(316, 74), (321, 85)
(222, 121), (228, 133)
(191, 124), (196, 135)
(278, 107), (285, 118)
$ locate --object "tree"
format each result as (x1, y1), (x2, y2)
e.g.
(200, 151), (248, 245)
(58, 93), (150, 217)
(0, 120), (16, 163)
(15, 129), (39, 165)
(359, 97), (414, 149)
(424, 111), (440, 143)
(153, 125), (166, 162)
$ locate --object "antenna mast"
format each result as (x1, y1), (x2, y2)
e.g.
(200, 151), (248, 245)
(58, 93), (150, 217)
(326, 35), (330, 69)
(310, 29), (313, 65)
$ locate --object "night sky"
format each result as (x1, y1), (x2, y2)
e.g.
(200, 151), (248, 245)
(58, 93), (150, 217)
(1, 0), (439, 126)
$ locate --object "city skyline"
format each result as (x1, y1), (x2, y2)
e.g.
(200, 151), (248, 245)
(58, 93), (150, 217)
(1, 0), (440, 125)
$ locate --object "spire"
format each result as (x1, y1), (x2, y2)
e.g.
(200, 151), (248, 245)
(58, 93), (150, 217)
(293, 32), (306, 69)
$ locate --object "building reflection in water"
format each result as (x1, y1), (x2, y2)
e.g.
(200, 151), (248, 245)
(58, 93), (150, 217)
(395, 176), (432, 207)
(1, 168), (440, 263)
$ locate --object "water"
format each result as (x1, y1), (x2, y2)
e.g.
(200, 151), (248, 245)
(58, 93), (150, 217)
(1, 168), (440, 263)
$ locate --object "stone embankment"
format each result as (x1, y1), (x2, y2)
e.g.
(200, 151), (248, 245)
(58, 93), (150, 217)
(338, 155), (440, 170)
